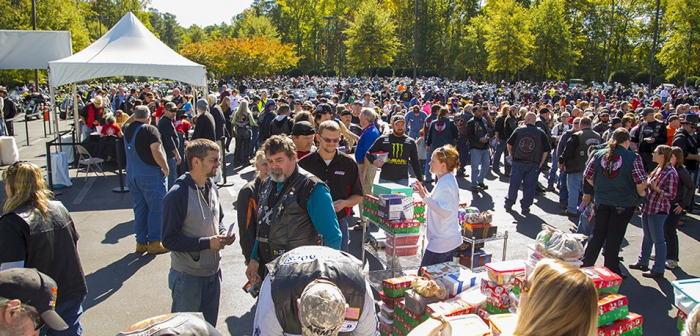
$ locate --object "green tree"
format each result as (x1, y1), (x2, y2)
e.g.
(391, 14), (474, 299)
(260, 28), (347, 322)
(462, 15), (490, 80)
(232, 9), (280, 40)
(530, 0), (581, 79)
(657, 0), (700, 84)
(343, 0), (400, 74)
(484, 0), (534, 78)
(183, 25), (208, 44)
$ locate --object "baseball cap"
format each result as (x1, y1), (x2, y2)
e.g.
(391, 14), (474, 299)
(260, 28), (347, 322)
(340, 110), (352, 116)
(291, 121), (315, 136)
(391, 114), (406, 124)
(298, 280), (347, 336)
(302, 101), (313, 109)
(642, 107), (655, 116)
(164, 102), (177, 111)
(316, 104), (333, 115)
(0, 268), (68, 331)
(265, 100), (277, 107)
(196, 99), (208, 111)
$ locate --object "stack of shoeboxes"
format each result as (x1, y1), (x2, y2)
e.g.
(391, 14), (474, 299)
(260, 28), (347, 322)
(456, 208), (496, 268)
(672, 279), (700, 332)
(379, 276), (415, 336)
(580, 266), (643, 336)
(477, 260), (525, 323)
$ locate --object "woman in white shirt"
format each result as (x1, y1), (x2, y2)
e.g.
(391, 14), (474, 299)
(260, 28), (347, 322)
(413, 145), (463, 274)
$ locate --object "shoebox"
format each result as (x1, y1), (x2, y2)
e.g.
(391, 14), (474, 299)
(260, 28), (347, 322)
(392, 317), (408, 336)
(386, 232), (421, 246)
(485, 301), (511, 314)
(462, 223), (498, 240)
(426, 297), (476, 317)
(379, 290), (403, 309)
(481, 279), (512, 309)
(385, 239), (420, 257)
(598, 293), (629, 327)
(382, 276), (416, 298)
(489, 314), (518, 336)
(378, 313), (393, 336)
(373, 182), (414, 197)
(446, 314), (491, 336)
(457, 286), (487, 309)
(380, 302), (394, 320)
(582, 266), (622, 294)
(378, 194), (414, 221)
(485, 260), (526, 286)
(393, 309), (420, 330)
(362, 209), (379, 223)
(363, 194), (379, 210)
(394, 300), (429, 325)
(440, 269), (480, 297)
(420, 261), (462, 280)
(404, 289), (441, 315)
(673, 278), (700, 314)
(597, 313), (643, 336)
(512, 276), (525, 297)
(377, 218), (421, 234)
(459, 250), (492, 268)
(477, 307), (491, 324)
(677, 307), (688, 332)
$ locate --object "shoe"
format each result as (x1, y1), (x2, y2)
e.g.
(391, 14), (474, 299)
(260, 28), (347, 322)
(642, 270), (664, 278)
(618, 273), (628, 279)
(628, 263), (650, 272)
(521, 208), (530, 215)
(136, 242), (148, 254)
(147, 241), (169, 255)
(666, 260), (678, 270)
(561, 210), (579, 217)
(505, 204), (513, 211)
(536, 186), (546, 193)
(352, 224), (365, 231)
(559, 204), (568, 209)
(470, 186), (479, 192)
(546, 185), (556, 192)
(478, 183), (488, 190)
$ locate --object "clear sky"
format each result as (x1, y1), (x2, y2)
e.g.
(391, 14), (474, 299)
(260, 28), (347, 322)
(149, 0), (254, 28)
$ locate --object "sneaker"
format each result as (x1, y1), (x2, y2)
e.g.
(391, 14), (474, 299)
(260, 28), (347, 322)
(147, 241), (169, 255)
(478, 183), (489, 190)
(546, 185), (556, 192)
(136, 242), (148, 254)
(521, 208), (530, 215)
(666, 260), (678, 269)
(561, 210), (579, 217)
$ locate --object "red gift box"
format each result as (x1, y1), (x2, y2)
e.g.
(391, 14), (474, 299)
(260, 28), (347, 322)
(597, 313), (643, 336)
(581, 266), (622, 294)
(396, 300), (424, 321)
(598, 293), (627, 315)
(477, 307), (490, 324)
(382, 276), (415, 291)
(364, 194), (379, 204)
(426, 297), (475, 317)
(379, 291), (403, 309)
(380, 218), (421, 229)
(480, 278), (511, 308)
(678, 308), (688, 322)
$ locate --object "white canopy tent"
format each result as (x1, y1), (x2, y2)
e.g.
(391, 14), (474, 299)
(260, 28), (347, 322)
(48, 12), (208, 142)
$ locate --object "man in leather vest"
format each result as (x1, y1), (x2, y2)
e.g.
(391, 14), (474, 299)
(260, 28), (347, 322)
(673, 114), (700, 210)
(245, 135), (341, 285)
(252, 246), (377, 336)
(559, 117), (602, 217)
(631, 108), (667, 172)
(505, 112), (551, 215)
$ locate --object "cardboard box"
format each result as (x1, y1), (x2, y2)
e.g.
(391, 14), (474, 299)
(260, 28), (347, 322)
(462, 223), (498, 239)
(582, 266), (622, 294)
(382, 276), (415, 298)
(485, 260), (526, 286)
(380, 291), (403, 309)
(420, 261), (462, 280)
(377, 218), (421, 234)
(480, 278), (512, 308)
(440, 271), (479, 297)
(598, 293), (629, 327)
(489, 314), (518, 336)
(395, 300), (429, 322)
(597, 313), (643, 336)
(512, 276), (525, 296)
(458, 287), (487, 308)
(373, 183), (414, 197)
(426, 297), (476, 317)
(459, 250), (492, 268)
(485, 302), (511, 314)
(378, 194), (415, 220)
(477, 307), (491, 324)
(404, 289), (441, 315)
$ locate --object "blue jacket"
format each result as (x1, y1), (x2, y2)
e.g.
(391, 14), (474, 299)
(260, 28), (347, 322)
(355, 124), (381, 164)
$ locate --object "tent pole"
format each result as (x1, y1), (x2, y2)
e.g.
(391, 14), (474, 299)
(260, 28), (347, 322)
(50, 85), (59, 136)
(73, 84), (80, 142)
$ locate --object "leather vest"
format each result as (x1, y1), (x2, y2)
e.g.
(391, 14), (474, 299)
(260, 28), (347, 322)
(592, 147), (644, 207)
(513, 125), (544, 164)
(566, 129), (602, 173)
(256, 167), (324, 264)
(270, 246), (366, 335)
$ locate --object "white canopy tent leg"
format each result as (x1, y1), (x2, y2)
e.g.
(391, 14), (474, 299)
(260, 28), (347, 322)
(50, 85), (59, 136)
(73, 83), (80, 142)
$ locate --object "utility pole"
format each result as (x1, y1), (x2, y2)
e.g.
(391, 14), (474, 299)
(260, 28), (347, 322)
(412, 0), (418, 87)
(32, 0), (38, 91)
(649, 0), (661, 89)
(322, 16), (336, 77)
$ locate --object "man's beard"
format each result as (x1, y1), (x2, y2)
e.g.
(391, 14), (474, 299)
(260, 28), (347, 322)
(271, 169), (286, 182)
(393, 130), (405, 137)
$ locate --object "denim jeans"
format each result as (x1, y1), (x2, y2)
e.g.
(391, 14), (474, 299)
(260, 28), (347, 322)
(567, 172), (583, 214)
(470, 148), (490, 186)
(493, 140), (507, 171)
(548, 153), (559, 186)
(339, 218), (349, 252)
(583, 204), (635, 276)
(638, 213), (668, 273)
(558, 171), (568, 205)
(418, 249), (456, 275)
(168, 268), (222, 327)
(457, 137), (470, 171)
(126, 172), (166, 244)
(379, 177), (409, 186)
(425, 148), (434, 181)
(167, 156), (178, 190)
(506, 161), (539, 210)
(41, 295), (85, 336)
(251, 125), (259, 156)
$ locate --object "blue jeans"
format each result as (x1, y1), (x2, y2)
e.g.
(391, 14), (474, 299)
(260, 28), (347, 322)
(506, 161), (539, 209)
(339, 218), (349, 252)
(457, 137), (469, 170)
(558, 171), (568, 205)
(567, 172), (583, 214)
(251, 125), (259, 156)
(425, 148), (434, 181)
(548, 154), (559, 186)
(41, 295), (85, 336)
(167, 156), (178, 190)
(470, 148), (490, 186)
(638, 213), (668, 273)
(418, 249), (456, 275)
(379, 177), (409, 186)
(168, 268), (222, 327)
(126, 172), (166, 244)
(493, 140), (507, 171)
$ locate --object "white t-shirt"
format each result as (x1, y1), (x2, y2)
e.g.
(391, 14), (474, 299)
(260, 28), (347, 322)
(424, 173), (463, 253)
(252, 275), (378, 336)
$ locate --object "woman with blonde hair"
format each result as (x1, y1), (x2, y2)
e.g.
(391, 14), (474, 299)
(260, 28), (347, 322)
(0, 161), (87, 334)
(233, 99), (255, 166)
(237, 150), (271, 278)
(413, 145), (462, 273)
(515, 259), (598, 336)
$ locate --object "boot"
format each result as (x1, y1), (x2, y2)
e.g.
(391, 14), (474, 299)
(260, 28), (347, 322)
(147, 241), (169, 255)
(136, 242), (148, 254)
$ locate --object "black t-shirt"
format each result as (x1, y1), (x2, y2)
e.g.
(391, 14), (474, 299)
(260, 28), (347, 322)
(365, 134), (424, 182)
(158, 116), (178, 159)
(124, 121), (162, 166)
(298, 151), (363, 220)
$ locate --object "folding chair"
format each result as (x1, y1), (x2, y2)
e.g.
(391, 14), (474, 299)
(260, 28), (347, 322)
(75, 145), (105, 180)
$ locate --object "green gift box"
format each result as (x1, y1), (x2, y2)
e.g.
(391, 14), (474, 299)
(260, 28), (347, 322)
(373, 183), (414, 197)
(485, 302), (510, 314)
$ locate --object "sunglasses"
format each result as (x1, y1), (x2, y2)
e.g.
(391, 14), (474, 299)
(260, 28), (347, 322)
(319, 135), (340, 144)
(21, 306), (45, 331)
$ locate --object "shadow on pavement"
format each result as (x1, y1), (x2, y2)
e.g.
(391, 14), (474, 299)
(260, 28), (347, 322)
(226, 304), (256, 336)
(83, 253), (155, 311)
(102, 220), (134, 244)
(621, 274), (677, 334)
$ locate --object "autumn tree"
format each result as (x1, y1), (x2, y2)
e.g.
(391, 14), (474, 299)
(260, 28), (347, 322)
(343, 0), (400, 74)
(530, 0), (581, 79)
(657, 0), (700, 84)
(484, 0), (534, 78)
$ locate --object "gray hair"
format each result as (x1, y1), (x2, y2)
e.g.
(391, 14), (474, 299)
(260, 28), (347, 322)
(133, 105), (149, 119)
(207, 94), (217, 105)
(360, 108), (377, 123)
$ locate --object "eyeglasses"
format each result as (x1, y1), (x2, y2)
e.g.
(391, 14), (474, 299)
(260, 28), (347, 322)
(21, 306), (45, 331)
(319, 135), (340, 144)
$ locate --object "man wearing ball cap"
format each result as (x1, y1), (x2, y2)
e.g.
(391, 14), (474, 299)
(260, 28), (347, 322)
(0, 268), (68, 335)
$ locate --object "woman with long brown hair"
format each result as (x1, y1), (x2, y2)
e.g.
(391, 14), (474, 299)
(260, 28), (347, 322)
(0, 161), (87, 334)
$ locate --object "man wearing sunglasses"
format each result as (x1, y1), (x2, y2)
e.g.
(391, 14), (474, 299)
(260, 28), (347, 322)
(0, 268), (68, 335)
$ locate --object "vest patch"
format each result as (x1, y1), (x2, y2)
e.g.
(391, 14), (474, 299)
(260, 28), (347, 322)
(435, 121), (446, 135)
(280, 253), (318, 266)
(601, 154), (623, 178)
(334, 171), (345, 175)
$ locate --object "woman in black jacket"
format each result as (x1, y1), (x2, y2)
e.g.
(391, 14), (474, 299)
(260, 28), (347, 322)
(236, 151), (270, 268)
(665, 147), (696, 269)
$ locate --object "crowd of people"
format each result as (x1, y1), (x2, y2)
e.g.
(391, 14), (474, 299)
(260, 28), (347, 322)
(2, 76), (700, 335)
